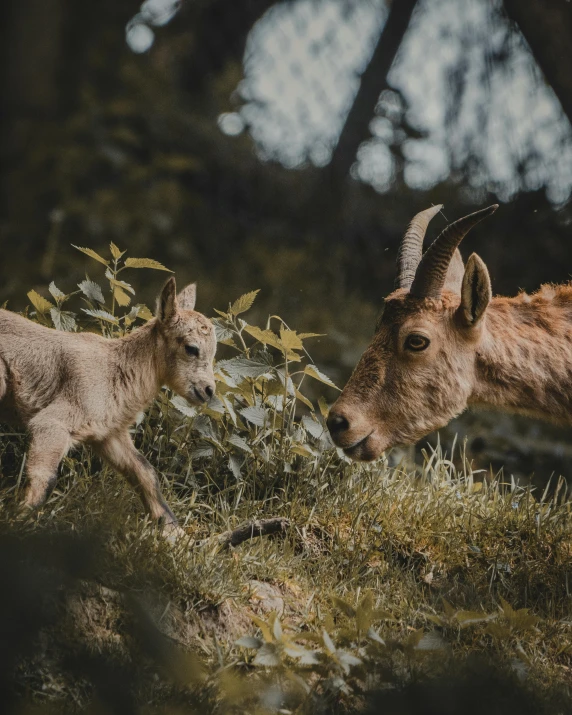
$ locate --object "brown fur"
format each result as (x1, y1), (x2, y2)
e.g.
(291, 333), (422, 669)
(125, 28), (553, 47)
(0, 277), (216, 532)
(328, 252), (572, 461)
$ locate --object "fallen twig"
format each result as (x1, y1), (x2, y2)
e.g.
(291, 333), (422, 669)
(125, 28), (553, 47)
(197, 517), (291, 549)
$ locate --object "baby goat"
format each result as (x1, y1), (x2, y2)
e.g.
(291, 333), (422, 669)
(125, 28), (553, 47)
(328, 204), (572, 461)
(0, 277), (216, 532)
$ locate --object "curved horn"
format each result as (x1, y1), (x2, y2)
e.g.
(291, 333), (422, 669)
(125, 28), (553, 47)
(395, 204), (443, 289)
(410, 204), (498, 299)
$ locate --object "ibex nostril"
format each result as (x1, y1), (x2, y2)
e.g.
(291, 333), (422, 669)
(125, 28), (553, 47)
(193, 386), (206, 403)
(205, 384), (214, 399)
(327, 412), (349, 434)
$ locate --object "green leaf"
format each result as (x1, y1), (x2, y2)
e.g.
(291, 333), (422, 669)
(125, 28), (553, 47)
(82, 308), (118, 324)
(295, 389), (313, 410)
(109, 242), (125, 259)
(442, 599), (456, 620)
(304, 364), (339, 389)
(301, 415), (324, 439)
(253, 643), (280, 667)
(191, 445), (214, 460)
(105, 270), (135, 294)
(226, 434), (252, 454)
(337, 650), (362, 670)
(50, 308), (76, 332)
(243, 325), (283, 351)
(48, 281), (65, 300)
(235, 636), (263, 649)
(124, 257), (172, 271)
(27, 290), (53, 314)
(239, 406), (268, 427)
(279, 328), (303, 351)
(250, 614), (273, 643)
(123, 306), (140, 326)
(284, 645), (321, 665)
(322, 630), (336, 654)
(228, 454), (242, 479)
(415, 631), (446, 651)
(290, 444), (314, 458)
(213, 322), (234, 343)
(135, 304), (154, 321)
(356, 610), (373, 634)
(332, 596), (356, 619)
(230, 290), (259, 316)
(170, 395), (197, 418)
(367, 627), (386, 645)
(371, 609), (396, 622)
(220, 395), (238, 426)
(113, 285), (131, 307)
(217, 357), (273, 383)
(72, 245), (109, 266)
(318, 396), (329, 419)
(455, 610), (496, 627)
(78, 279), (105, 304)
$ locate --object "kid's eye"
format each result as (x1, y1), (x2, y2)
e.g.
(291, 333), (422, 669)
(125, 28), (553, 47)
(405, 334), (430, 352)
(185, 344), (199, 358)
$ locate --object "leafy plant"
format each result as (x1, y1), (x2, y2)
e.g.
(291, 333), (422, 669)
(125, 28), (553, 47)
(27, 243), (167, 334)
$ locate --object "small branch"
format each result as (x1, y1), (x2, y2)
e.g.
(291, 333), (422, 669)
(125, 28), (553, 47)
(198, 517), (291, 549)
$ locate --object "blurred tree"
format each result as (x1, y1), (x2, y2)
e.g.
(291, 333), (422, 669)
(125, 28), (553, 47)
(503, 0), (572, 129)
(329, 0), (419, 182)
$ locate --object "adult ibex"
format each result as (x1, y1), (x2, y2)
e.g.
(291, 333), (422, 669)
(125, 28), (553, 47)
(328, 203), (572, 461)
(0, 277), (216, 533)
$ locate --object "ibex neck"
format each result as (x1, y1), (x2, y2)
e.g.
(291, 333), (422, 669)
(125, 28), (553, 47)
(470, 290), (572, 424)
(113, 319), (166, 410)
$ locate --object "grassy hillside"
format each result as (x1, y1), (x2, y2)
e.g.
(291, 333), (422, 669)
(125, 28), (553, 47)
(0, 247), (571, 714)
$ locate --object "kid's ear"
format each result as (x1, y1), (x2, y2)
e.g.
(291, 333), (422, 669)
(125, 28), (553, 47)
(458, 253), (491, 326)
(177, 282), (197, 311)
(157, 276), (178, 322)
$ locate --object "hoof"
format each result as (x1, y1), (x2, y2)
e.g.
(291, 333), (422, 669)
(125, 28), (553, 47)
(161, 521), (188, 545)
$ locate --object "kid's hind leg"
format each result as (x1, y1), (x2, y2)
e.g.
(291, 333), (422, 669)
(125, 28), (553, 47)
(21, 414), (73, 512)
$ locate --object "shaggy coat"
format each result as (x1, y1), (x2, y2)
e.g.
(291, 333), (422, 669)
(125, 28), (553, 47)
(0, 277), (216, 530)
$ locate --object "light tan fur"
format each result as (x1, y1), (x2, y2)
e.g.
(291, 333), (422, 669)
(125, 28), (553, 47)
(328, 217), (572, 461)
(0, 277), (216, 530)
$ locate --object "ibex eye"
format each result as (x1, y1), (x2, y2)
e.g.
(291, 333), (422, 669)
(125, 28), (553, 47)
(185, 344), (199, 358)
(405, 334), (430, 352)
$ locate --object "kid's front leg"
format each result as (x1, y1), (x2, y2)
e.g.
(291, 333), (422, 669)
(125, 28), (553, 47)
(97, 432), (183, 538)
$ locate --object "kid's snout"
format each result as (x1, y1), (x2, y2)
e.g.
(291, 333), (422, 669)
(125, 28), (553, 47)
(191, 381), (215, 403)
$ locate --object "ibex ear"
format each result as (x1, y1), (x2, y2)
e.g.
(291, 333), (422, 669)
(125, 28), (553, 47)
(177, 282), (197, 311)
(458, 253), (491, 326)
(443, 248), (464, 295)
(157, 276), (178, 322)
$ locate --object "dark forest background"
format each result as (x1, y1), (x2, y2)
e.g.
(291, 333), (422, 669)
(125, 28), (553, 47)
(2, 0), (572, 485)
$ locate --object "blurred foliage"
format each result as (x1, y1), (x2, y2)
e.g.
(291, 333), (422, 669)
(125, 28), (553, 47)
(0, 247), (570, 712)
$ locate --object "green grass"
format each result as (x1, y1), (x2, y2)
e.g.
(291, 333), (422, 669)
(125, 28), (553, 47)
(0, 245), (571, 713)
